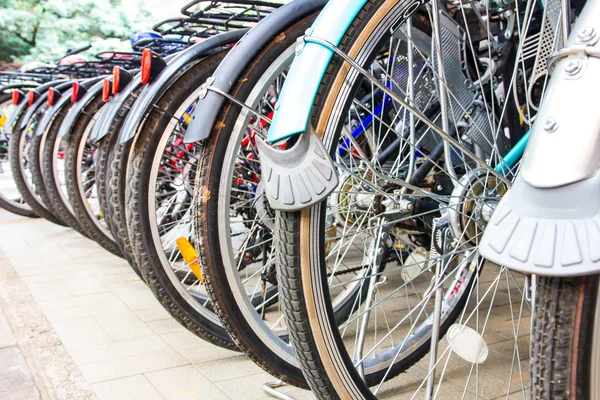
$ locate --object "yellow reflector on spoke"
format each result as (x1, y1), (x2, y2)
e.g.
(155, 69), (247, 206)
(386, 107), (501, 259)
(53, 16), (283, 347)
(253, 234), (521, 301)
(183, 113), (192, 125)
(176, 237), (203, 283)
(0, 115), (6, 130)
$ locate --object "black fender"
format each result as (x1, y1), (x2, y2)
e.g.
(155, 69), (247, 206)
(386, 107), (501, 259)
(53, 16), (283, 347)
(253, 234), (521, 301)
(1, 83), (42, 137)
(183, 0), (328, 144)
(88, 95), (116, 143)
(2, 97), (29, 137)
(90, 72), (143, 143)
(34, 81), (79, 137)
(92, 59), (176, 143)
(18, 80), (73, 132)
(57, 77), (106, 138)
(0, 82), (39, 94)
(117, 28), (248, 144)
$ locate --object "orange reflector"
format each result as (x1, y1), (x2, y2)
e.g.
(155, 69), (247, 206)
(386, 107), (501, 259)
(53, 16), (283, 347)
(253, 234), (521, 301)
(12, 90), (21, 105)
(175, 237), (203, 283)
(28, 91), (35, 105)
(47, 88), (55, 106)
(112, 67), (120, 94)
(141, 49), (152, 84)
(71, 82), (80, 103)
(102, 78), (111, 102)
(0, 115), (7, 130)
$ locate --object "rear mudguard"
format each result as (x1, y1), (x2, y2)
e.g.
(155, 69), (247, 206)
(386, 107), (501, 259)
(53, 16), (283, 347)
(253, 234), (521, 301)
(17, 79), (69, 132)
(256, 0), (369, 211)
(35, 81), (77, 136)
(117, 28), (247, 144)
(183, 0), (328, 144)
(2, 86), (39, 137)
(0, 82), (39, 94)
(58, 77), (106, 138)
(479, 0), (600, 277)
(265, 0), (368, 144)
(87, 98), (112, 143)
(90, 74), (142, 143)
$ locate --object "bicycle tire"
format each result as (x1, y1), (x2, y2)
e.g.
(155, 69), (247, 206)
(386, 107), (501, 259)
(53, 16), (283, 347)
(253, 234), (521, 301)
(64, 94), (122, 256)
(8, 103), (66, 225)
(126, 51), (236, 350)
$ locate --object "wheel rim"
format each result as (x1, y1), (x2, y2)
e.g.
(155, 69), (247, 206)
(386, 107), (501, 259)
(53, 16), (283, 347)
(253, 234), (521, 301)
(74, 113), (113, 238)
(147, 86), (222, 326)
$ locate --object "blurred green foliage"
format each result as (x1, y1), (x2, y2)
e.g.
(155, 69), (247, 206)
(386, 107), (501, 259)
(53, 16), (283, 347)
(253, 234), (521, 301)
(0, 0), (155, 68)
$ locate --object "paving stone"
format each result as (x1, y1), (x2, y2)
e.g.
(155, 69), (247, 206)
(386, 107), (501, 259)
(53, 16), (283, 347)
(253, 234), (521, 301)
(91, 375), (163, 400)
(0, 348), (39, 398)
(62, 276), (109, 296)
(50, 318), (112, 349)
(147, 319), (187, 335)
(79, 348), (189, 383)
(195, 355), (264, 382)
(94, 312), (156, 342)
(145, 365), (229, 400)
(0, 306), (16, 349)
(69, 335), (172, 365)
(43, 300), (132, 322)
(135, 306), (173, 322)
(161, 330), (238, 364)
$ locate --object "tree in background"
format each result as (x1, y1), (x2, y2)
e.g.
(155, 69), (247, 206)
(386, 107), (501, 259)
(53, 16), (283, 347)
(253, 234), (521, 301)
(0, 0), (155, 68)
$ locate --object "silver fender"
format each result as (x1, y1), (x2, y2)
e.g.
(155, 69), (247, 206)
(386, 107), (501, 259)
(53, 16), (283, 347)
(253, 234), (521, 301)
(480, 0), (600, 276)
(256, 124), (338, 211)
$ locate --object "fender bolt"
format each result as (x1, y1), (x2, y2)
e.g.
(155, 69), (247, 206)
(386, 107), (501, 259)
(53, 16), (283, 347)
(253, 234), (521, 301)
(565, 59), (581, 75)
(578, 27), (596, 43)
(543, 117), (558, 133)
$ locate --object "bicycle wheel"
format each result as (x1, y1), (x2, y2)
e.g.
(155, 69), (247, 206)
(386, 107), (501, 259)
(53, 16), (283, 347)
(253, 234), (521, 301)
(194, 9), (371, 386)
(0, 93), (37, 218)
(106, 140), (139, 269)
(9, 101), (67, 225)
(29, 103), (70, 226)
(41, 98), (90, 239)
(64, 95), (122, 256)
(275, 0), (543, 398)
(195, 15), (319, 387)
(126, 51), (235, 349)
(95, 86), (145, 276)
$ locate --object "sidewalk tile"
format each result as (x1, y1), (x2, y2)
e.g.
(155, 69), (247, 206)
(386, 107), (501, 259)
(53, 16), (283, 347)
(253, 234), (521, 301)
(91, 375), (163, 400)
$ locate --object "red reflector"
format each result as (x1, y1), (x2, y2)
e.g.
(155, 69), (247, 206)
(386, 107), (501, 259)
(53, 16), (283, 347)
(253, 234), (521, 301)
(112, 67), (120, 95)
(12, 90), (20, 105)
(141, 49), (152, 84)
(102, 79), (111, 102)
(71, 82), (80, 103)
(47, 88), (55, 106)
(28, 91), (35, 106)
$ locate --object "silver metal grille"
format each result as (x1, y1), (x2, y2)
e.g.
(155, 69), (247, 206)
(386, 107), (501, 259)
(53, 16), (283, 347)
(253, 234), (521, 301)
(528, 0), (564, 109)
(432, 12), (495, 156)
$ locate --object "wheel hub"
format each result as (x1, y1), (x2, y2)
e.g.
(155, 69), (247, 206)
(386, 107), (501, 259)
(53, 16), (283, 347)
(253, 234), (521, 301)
(448, 169), (507, 246)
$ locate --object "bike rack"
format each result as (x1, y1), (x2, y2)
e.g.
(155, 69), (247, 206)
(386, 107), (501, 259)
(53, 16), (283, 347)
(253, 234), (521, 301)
(262, 381), (295, 400)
